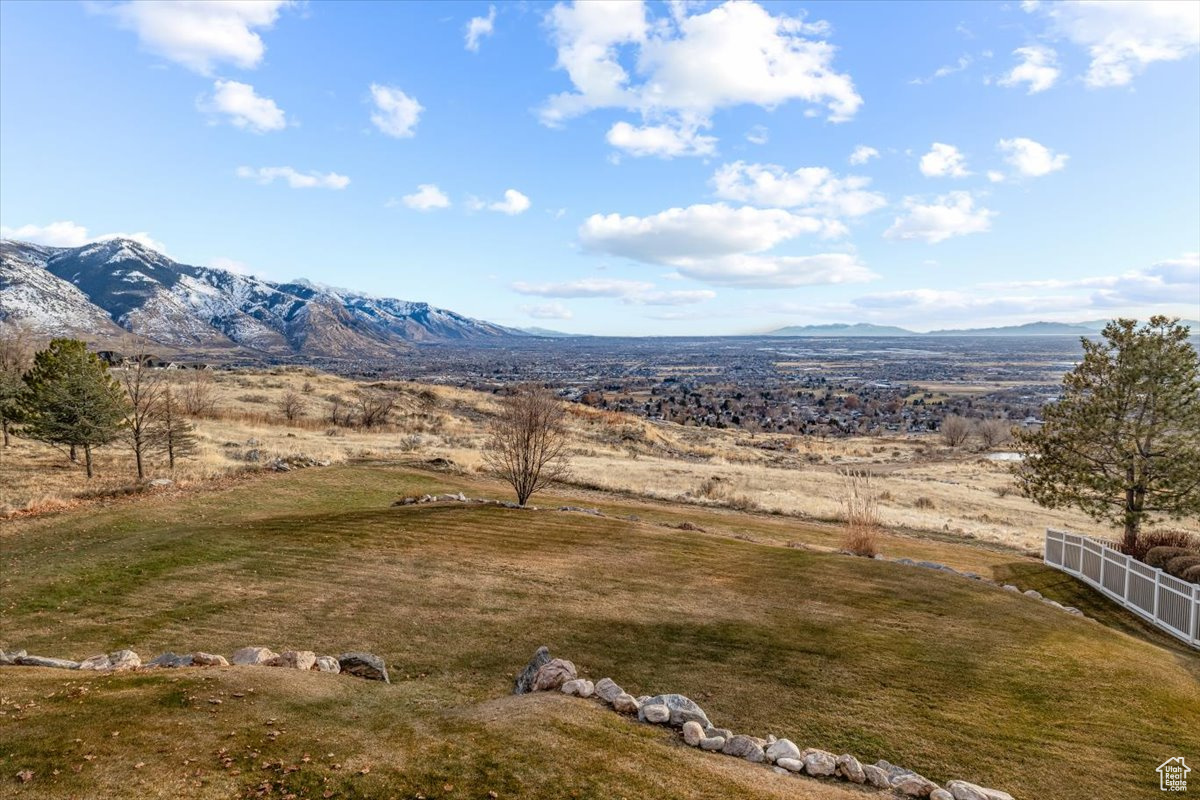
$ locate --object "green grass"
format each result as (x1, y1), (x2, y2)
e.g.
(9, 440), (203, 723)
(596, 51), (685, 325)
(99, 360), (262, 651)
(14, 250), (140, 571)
(1, 465), (1197, 800)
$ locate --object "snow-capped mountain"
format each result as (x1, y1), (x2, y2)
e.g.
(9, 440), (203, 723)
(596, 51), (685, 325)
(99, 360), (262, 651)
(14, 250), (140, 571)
(0, 238), (519, 358)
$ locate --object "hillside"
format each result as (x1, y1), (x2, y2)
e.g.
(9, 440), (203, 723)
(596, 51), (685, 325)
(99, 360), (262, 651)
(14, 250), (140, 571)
(0, 238), (518, 358)
(1, 464), (1196, 799)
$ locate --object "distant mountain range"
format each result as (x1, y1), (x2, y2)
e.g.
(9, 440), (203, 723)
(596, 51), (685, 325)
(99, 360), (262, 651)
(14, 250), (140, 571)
(0, 238), (518, 358)
(766, 320), (1200, 337)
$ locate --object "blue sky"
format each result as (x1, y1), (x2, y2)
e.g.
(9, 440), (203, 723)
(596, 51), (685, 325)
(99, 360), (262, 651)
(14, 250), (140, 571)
(1, 0), (1198, 335)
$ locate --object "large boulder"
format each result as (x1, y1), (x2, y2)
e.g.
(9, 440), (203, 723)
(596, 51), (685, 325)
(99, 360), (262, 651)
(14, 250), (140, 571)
(721, 735), (766, 763)
(945, 781), (1014, 800)
(612, 693), (641, 714)
(682, 721), (705, 746)
(80, 649), (141, 671)
(15, 655), (80, 669)
(531, 658), (577, 691)
(561, 679), (593, 698)
(641, 703), (671, 724)
(313, 655), (340, 673)
(835, 753), (866, 783)
(147, 652), (194, 668)
(514, 646), (551, 694)
(893, 773), (940, 797)
(191, 652), (229, 667)
(638, 693), (710, 728)
(231, 646), (277, 666)
(338, 652), (389, 682)
(862, 764), (892, 788)
(765, 739), (801, 763)
(594, 677), (623, 703)
(802, 749), (837, 777)
(267, 650), (317, 671)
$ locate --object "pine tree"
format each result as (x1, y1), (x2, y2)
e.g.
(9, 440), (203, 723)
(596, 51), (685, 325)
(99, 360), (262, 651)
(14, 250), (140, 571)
(19, 339), (130, 478)
(156, 385), (197, 470)
(1016, 317), (1200, 551)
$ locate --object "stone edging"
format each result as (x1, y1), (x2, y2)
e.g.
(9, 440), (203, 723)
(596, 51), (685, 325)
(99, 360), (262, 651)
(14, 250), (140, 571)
(514, 646), (1016, 800)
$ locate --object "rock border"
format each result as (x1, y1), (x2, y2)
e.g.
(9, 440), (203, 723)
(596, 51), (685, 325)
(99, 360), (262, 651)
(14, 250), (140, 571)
(514, 646), (1017, 800)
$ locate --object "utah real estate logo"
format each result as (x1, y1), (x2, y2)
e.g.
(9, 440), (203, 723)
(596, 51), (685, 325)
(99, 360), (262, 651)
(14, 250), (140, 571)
(1159, 757), (1191, 792)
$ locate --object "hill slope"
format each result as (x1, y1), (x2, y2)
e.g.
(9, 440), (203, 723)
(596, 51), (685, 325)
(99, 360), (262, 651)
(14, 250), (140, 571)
(0, 238), (518, 358)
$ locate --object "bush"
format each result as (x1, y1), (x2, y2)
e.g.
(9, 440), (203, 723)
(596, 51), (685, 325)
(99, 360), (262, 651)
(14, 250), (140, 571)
(1180, 564), (1200, 584)
(914, 496), (935, 509)
(1144, 546), (1199, 569)
(1123, 529), (1200, 561)
(1165, 555), (1200, 578)
(840, 469), (881, 557)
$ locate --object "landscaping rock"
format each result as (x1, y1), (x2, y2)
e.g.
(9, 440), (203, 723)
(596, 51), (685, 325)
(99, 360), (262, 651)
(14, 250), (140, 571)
(231, 646), (277, 666)
(612, 693), (640, 714)
(682, 721), (705, 746)
(148, 478), (173, 487)
(945, 781), (989, 800)
(641, 703), (670, 724)
(79, 650), (140, 671)
(1022, 589), (1043, 600)
(862, 764), (892, 789)
(531, 658), (577, 691)
(514, 646), (551, 694)
(722, 735), (766, 763)
(14, 655), (80, 669)
(765, 739), (801, 763)
(560, 678), (593, 697)
(698, 736), (726, 751)
(0, 649), (26, 665)
(776, 757), (804, 773)
(1001, 584), (1019, 593)
(594, 677), (623, 703)
(704, 725), (733, 741)
(836, 753), (866, 783)
(267, 650), (317, 671)
(892, 773), (939, 797)
(147, 652), (193, 668)
(639, 693), (710, 727)
(932, 790), (954, 800)
(191, 652), (229, 667)
(338, 652), (389, 682)
(313, 655), (340, 673)
(802, 749), (837, 777)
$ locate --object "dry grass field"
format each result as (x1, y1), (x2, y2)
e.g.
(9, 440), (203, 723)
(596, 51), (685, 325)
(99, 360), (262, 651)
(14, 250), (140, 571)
(2, 464), (1197, 800)
(4, 366), (1196, 553)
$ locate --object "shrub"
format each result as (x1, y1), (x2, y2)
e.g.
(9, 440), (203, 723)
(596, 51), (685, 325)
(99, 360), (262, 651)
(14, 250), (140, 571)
(1123, 529), (1200, 561)
(1180, 564), (1200, 584)
(1165, 555), (1200, 579)
(914, 496), (935, 509)
(1144, 546), (1199, 569)
(939, 415), (972, 448)
(839, 469), (881, 557)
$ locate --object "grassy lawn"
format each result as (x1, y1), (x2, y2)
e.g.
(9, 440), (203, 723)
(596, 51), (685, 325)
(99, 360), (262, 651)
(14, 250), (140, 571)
(1, 464), (1196, 799)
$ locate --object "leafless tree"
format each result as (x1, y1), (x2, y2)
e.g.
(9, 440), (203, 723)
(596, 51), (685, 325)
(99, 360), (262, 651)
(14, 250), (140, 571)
(179, 368), (216, 416)
(279, 390), (306, 423)
(156, 385), (197, 470)
(118, 340), (166, 480)
(355, 389), (396, 429)
(939, 414), (973, 448)
(483, 385), (572, 506)
(0, 320), (35, 448)
(976, 418), (1014, 449)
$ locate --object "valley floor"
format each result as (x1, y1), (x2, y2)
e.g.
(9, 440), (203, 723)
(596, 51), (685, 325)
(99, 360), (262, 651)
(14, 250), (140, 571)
(1, 464), (1196, 799)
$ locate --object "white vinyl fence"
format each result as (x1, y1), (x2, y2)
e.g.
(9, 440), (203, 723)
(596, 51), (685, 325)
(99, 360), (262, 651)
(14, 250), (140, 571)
(1044, 528), (1200, 649)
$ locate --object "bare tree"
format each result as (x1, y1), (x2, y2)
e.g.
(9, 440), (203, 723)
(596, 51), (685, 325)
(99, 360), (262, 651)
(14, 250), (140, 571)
(483, 385), (572, 506)
(939, 414), (972, 448)
(179, 368), (216, 416)
(0, 320), (35, 448)
(326, 394), (348, 426)
(156, 385), (197, 470)
(118, 340), (166, 480)
(355, 389), (396, 429)
(278, 390), (306, 423)
(976, 418), (1014, 449)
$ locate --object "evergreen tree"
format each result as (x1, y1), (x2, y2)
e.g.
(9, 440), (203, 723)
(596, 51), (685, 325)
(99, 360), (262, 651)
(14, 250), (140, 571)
(0, 321), (35, 448)
(19, 339), (129, 478)
(1016, 317), (1200, 550)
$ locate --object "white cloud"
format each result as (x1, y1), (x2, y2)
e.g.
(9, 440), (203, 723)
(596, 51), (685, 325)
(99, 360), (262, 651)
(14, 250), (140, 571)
(520, 303), (573, 320)
(1028, 0), (1200, 88)
(236, 166), (350, 189)
(630, 289), (717, 306)
(199, 79), (286, 133)
(401, 184), (451, 211)
(512, 277), (715, 305)
(488, 189), (531, 215)
(102, 0), (291, 75)
(369, 84), (423, 138)
(1, 221), (167, 252)
(848, 145), (879, 165)
(998, 137), (1068, 177)
(711, 162), (886, 217)
(745, 125), (769, 145)
(998, 45), (1060, 93)
(987, 170), (1006, 183)
(919, 143), (970, 178)
(541, 1), (860, 155)
(884, 192), (994, 244)
(607, 120), (716, 158)
(986, 253), (1200, 307)
(910, 55), (972, 85)
(578, 203), (873, 288)
(209, 256), (254, 275)
(465, 5), (496, 52)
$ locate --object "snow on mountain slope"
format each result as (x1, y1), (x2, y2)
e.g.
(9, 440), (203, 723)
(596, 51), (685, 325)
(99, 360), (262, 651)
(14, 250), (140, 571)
(0, 237), (516, 357)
